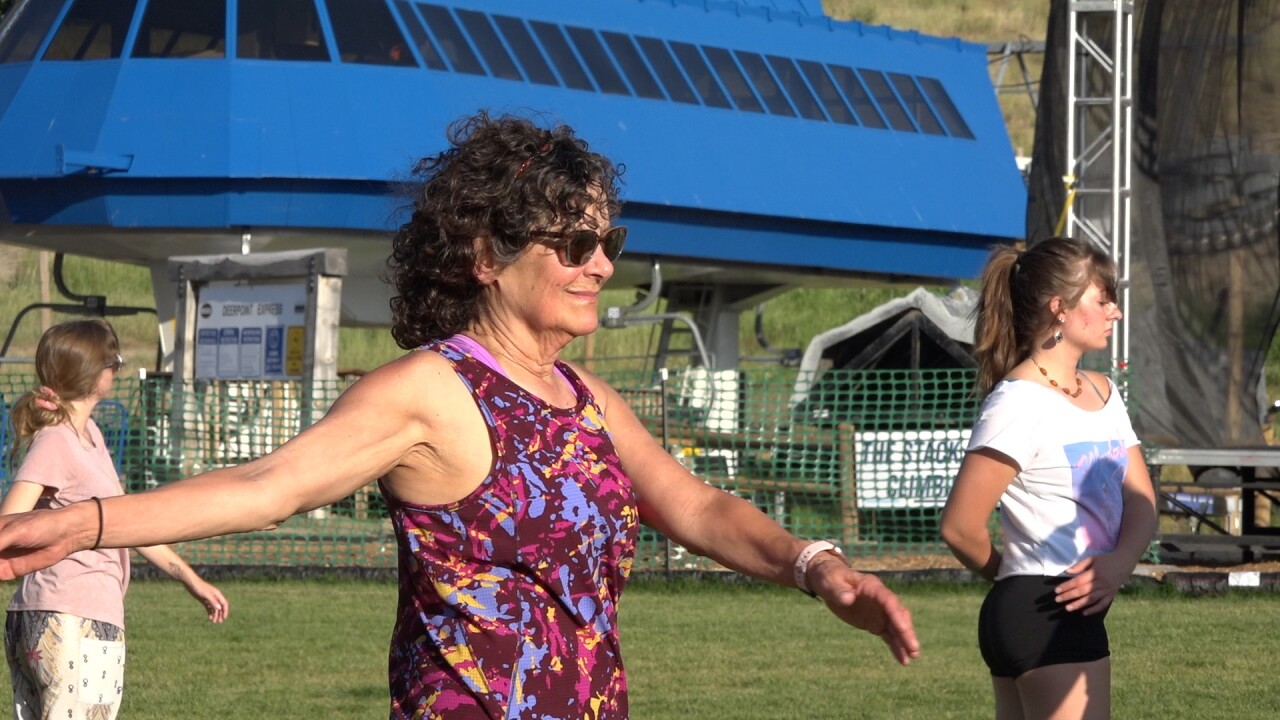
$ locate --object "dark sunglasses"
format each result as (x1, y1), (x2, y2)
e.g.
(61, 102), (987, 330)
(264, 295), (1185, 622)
(105, 354), (126, 372)
(529, 226), (627, 268)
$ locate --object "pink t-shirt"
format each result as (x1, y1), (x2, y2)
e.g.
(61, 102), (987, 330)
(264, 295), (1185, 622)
(7, 421), (130, 628)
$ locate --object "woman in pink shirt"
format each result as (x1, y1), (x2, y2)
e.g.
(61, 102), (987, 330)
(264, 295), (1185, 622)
(1, 319), (228, 720)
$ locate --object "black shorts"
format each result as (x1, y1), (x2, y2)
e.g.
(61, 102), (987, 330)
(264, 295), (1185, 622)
(978, 575), (1110, 679)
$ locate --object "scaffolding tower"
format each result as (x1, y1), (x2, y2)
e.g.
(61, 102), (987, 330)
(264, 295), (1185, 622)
(1063, 0), (1134, 367)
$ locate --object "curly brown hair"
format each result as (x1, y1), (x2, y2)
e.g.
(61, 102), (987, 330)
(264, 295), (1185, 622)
(385, 111), (624, 349)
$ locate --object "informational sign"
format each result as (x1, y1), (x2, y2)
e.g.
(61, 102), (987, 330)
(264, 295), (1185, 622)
(854, 429), (970, 509)
(194, 281), (307, 380)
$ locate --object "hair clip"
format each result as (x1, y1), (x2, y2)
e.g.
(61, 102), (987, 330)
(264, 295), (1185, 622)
(516, 141), (553, 177)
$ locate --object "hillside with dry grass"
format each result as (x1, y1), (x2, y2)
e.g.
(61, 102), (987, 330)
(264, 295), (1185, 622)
(0, 1), (1049, 365)
(825, 0), (1048, 155)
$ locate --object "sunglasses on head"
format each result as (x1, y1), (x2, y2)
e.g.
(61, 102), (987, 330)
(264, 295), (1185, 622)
(105, 354), (125, 372)
(529, 226), (627, 268)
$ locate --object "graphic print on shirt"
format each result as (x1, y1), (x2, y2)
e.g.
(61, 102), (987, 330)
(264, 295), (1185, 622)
(1063, 439), (1127, 553)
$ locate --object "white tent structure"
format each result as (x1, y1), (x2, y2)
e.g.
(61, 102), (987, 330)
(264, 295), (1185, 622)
(789, 286), (978, 408)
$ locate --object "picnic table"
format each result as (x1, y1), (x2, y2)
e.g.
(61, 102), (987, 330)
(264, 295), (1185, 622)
(1148, 447), (1280, 562)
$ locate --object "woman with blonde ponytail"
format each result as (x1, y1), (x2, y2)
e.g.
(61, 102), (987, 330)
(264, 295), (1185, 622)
(941, 238), (1156, 720)
(1, 319), (229, 720)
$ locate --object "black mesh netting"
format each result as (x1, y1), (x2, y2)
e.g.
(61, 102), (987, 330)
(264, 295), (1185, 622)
(1029, 0), (1280, 448)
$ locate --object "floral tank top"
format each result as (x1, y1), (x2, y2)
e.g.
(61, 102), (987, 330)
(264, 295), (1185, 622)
(381, 338), (639, 720)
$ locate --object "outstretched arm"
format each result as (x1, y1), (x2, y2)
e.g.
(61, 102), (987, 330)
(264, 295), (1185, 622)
(595, 378), (920, 665)
(0, 352), (451, 580)
(5, 475), (230, 622)
(134, 544), (229, 623)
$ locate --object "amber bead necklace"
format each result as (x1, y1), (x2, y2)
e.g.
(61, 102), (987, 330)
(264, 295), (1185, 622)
(1029, 356), (1082, 398)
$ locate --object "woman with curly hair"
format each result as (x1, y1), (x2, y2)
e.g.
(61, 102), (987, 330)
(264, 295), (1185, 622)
(0, 112), (918, 719)
(1, 319), (228, 720)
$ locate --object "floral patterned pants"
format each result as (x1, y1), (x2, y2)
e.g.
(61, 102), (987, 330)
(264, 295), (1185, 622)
(5, 611), (125, 720)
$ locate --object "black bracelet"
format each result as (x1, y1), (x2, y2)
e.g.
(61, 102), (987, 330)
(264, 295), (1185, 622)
(89, 496), (104, 551)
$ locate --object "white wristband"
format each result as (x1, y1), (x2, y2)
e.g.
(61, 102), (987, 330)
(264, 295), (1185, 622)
(793, 540), (843, 597)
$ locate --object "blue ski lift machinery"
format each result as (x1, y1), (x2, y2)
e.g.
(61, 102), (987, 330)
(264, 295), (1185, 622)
(0, 0), (1025, 369)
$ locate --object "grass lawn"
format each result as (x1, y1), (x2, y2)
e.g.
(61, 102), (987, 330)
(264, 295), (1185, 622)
(0, 577), (1274, 718)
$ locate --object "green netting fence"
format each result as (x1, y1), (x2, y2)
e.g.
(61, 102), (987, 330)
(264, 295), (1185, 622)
(0, 365), (989, 570)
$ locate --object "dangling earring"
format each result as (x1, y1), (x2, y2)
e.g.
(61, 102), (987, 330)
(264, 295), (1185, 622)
(1054, 316), (1065, 344)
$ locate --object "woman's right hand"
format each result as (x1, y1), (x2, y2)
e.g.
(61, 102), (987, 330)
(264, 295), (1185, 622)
(809, 560), (921, 665)
(0, 503), (97, 580)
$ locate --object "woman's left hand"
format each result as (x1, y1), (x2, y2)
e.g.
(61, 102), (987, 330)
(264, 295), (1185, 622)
(1055, 553), (1129, 614)
(809, 558), (921, 665)
(186, 579), (230, 623)
(1057, 445), (1156, 616)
